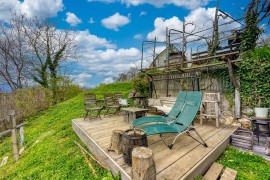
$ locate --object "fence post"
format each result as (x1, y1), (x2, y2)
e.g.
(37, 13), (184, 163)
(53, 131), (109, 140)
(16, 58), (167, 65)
(9, 110), (19, 161)
(20, 126), (24, 148)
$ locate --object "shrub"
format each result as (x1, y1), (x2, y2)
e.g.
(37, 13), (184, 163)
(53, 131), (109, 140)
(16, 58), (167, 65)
(132, 73), (149, 97)
(56, 76), (83, 102)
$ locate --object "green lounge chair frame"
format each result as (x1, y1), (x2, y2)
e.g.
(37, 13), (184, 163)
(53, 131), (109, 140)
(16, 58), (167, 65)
(84, 93), (104, 120)
(131, 91), (187, 127)
(139, 92), (208, 149)
(104, 93), (122, 116)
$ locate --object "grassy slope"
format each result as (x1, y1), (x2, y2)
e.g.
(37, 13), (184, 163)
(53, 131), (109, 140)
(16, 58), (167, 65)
(0, 82), (133, 179)
(217, 146), (270, 180)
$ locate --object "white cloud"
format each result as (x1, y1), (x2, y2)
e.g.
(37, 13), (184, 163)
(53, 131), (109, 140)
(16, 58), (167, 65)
(101, 12), (131, 31)
(88, 17), (95, 24)
(147, 16), (183, 41)
(0, 0), (20, 21)
(102, 77), (114, 84)
(66, 12), (82, 27)
(70, 73), (92, 88)
(0, 0), (63, 21)
(139, 11), (147, 16)
(147, 7), (241, 42)
(73, 30), (141, 85)
(88, 0), (209, 9)
(75, 30), (116, 50)
(134, 34), (143, 39)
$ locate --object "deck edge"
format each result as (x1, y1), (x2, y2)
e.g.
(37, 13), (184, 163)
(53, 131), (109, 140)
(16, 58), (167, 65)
(72, 119), (131, 180)
(180, 126), (238, 180)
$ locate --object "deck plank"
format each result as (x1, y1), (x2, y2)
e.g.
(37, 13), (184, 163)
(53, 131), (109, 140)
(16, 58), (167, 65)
(156, 125), (236, 180)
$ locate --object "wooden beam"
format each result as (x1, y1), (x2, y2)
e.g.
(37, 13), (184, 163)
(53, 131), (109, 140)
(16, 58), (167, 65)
(226, 58), (240, 90)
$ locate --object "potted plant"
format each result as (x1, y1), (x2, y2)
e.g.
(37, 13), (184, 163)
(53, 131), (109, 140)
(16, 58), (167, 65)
(254, 98), (269, 118)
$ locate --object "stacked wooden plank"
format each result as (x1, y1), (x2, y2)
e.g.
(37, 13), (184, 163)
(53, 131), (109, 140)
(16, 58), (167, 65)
(231, 127), (253, 150)
(203, 162), (237, 180)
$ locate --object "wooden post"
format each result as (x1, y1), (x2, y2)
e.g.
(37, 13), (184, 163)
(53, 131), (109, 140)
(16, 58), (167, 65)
(235, 87), (241, 119)
(9, 110), (19, 161)
(20, 126), (24, 148)
(108, 130), (124, 155)
(265, 137), (270, 156)
(132, 147), (156, 180)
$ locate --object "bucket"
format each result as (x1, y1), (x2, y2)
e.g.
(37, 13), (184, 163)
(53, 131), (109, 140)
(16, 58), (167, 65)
(255, 108), (269, 118)
(122, 129), (148, 166)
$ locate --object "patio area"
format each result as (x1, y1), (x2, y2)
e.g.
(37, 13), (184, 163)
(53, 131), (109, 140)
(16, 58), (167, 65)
(72, 115), (237, 180)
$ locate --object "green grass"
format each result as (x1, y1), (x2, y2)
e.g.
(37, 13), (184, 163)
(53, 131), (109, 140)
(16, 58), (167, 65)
(217, 146), (270, 180)
(0, 82), (133, 179)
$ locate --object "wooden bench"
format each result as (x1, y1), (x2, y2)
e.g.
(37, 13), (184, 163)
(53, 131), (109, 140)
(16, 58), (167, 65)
(148, 97), (176, 114)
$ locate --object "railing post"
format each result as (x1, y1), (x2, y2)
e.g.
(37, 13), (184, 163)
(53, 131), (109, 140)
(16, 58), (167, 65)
(9, 110), (19, 161)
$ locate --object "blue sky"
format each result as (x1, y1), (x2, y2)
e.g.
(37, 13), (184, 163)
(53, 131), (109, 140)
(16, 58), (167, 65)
(0, 0), (268, 89)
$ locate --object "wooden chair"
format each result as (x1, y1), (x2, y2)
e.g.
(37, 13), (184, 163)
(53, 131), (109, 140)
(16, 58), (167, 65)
(84, 93), (104, 120)
(114, 92), (129, 107)
(114, 92), (123, 101)
(104, 93), (121, 116)
(200, 92), (221, 128)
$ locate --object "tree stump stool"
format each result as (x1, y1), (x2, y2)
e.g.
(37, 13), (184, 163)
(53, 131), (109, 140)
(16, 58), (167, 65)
(108, 130), (124, 155)
(265, 137), (270, 156)
(132, 147), (156, 180)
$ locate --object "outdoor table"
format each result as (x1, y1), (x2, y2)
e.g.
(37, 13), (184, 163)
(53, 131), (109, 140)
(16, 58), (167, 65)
(122, 107), (148, 123)
(251, 119), (270, 142)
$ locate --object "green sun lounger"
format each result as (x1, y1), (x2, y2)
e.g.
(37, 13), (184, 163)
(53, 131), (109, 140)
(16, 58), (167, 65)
(131, 92), (187, 127)
(139, 91), (208, 149)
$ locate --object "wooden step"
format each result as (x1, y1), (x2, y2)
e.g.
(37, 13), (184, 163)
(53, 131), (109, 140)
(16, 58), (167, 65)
(203, 162), (224, 180)
(220, 167), (237, 180)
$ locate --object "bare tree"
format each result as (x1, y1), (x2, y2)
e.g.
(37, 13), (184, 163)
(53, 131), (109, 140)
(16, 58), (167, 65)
(2, 13), (77, 103)
(0, 16), (30, 91)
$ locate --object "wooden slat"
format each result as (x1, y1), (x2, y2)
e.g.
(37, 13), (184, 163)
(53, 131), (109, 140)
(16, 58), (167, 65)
(203, 162), (224, 180)
(220, 167), (237, 180)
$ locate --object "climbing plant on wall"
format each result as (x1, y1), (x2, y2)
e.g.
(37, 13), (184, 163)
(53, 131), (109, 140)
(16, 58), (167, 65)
(237, 46), (270, 108)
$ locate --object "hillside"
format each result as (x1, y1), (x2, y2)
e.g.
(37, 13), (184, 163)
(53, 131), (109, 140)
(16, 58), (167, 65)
(0, 82), (133, 179)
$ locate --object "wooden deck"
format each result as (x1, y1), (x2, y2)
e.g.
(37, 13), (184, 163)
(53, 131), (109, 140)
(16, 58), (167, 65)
(72, 116), (237, 180)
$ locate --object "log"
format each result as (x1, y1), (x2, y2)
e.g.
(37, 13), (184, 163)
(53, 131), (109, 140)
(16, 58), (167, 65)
(108, 130), (124, 155)
(132, 147), (156, 180)
(265, 137), (270, 156)
(0, 156), (8, 167)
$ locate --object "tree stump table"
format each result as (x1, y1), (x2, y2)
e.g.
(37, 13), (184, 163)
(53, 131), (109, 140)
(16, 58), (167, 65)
(122, 107), (148, 123)
(132, 147), (156, 180)
(108, 130), (124, 155)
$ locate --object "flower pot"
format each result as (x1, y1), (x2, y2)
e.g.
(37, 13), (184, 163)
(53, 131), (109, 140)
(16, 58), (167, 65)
(255, 108), (269, 118)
